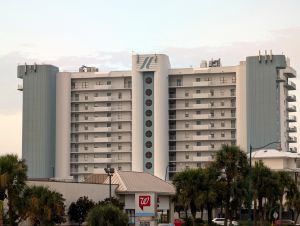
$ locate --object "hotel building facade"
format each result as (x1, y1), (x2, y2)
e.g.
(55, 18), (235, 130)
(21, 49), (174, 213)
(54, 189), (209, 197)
(17, 53), (297, 181)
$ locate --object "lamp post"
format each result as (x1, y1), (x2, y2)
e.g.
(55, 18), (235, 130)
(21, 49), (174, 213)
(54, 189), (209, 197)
(248, 141), (281, 226)
(104, 167), (115, 202)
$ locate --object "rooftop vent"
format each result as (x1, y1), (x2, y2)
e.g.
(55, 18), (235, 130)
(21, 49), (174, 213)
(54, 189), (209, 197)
(208, 58), (221, 67)
(79, 65), (99, 72)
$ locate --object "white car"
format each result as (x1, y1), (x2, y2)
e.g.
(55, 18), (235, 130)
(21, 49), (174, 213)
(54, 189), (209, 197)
(212, 218), (239, 226)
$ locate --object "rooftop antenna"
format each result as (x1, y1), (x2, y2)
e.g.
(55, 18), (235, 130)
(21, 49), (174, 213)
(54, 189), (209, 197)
(258, 50), (261, 62)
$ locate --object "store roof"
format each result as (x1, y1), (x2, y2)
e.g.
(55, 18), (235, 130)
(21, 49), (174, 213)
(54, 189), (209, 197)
(250, 149), (300, 159)
(104, 171), (175, 195)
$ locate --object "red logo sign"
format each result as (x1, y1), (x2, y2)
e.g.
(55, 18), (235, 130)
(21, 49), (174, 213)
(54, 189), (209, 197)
(139, 195), (151, 210)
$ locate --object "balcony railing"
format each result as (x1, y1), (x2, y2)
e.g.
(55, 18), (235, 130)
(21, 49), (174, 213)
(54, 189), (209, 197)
(286, 81), (296, 90)
(287, 104), (297, 112)
(287, 95), (296, 102)
(288, 115), (297, 122)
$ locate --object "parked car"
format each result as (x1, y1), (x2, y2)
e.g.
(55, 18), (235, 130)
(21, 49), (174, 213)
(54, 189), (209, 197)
(212, 218), (239, 226)
(275, 219), (295, 226)
(158, 224), (174, 226)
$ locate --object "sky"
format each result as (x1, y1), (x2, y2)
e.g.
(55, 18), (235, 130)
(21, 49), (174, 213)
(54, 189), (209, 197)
(1, 0), (300, 157)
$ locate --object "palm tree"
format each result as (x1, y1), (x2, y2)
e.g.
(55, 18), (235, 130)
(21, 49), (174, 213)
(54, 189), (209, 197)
(214, 145), (249, 226)
(0, 173), (8, 226)
(274, 171), (297, 221)
(252, 161), (274, 226)
(22, 185), (66, 225)
(0, 154), (27, 226)
(173, 168), (202, 226)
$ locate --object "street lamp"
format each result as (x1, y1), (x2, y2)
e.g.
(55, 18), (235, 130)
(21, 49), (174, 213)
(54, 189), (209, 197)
(248, 141), (281, 226)
(104, 167), (115, 202)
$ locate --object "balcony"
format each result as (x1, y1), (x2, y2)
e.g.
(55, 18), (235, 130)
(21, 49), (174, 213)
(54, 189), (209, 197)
(94, 96), (111, 101)
(193, 135), (210, 141)
(94, 106), (111, 112)
(287, 104), (297, 112)
(193, 156), (214, 162)
(94, 137), (111, 142)
(287, 136), (297, 143)
(17, 84), (23, 91)
(94, 158), (112, 163)
(288, 115), (297, 122)
(193, 125), (210, 130)
(94, 117), (112, 122)
(94, 85), (112, 90)
(288, 126), (297, 133)
(287, 95), (296, 102)
(193, 146), (213, 151)
(193, 114), (212, 120)
(286, 81), (296, 90)
(93, 127), (112, 132)
(283, 67), (297, 78)
(193, 93), (210, 98)
(289, 147), (297, 153)
(193, 103), (210, 109)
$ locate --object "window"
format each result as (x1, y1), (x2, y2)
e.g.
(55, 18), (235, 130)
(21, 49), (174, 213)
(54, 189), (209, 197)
(196, 78), (201, 82)
(107, 122), (111, 127)
(196, 131), (201, 135)
(84, 146), (88, 151)
(84, 154), (88, 160)
(84, 125), (88, 130)
(196, 89), (201, 93)
(85, 104), (88, 110)
(118, 92), (122, 99)
(94, 93), (98, 97)
(185, 112), (189, 118)
(185, 153), (189, 159)
(185, 144), (189, 149)
(118, 135), (122, 140)
(196, 99), (201, 104)
(107, 92), (111, 96)
(197, 152), (201, 156)
(118, 123), (122, 129)
(220, 90), (224, 96)
(118, 144), (122, 150)
(196, 110), (201, 115)
(107, 164), (111, 168)
(220, 77), (226, 83)
(211, 143), (215, 149)
(107, 112), (111, 117)
(210, 89), (214, 96)
(185, 122), (189, 128)
(176, 79), (182, 86)
(221, 132), (225, 137)
(185, 132), (190, 138)
(196, 121), (201, 125)
(85, 115), (88, 120)
(107, 154), (111, 158)
(210, 122), (214, 128)
(96, 81), (101, 85)
(85, 95), (88, 100)
(221, 111), (225, 117)
(221, 101), (225, 106)
(210, 101), (214, 107)
(197, 142), (202, 146)
(210, 132), (214, 138)
(84, 134), (88, 140)
(185, 102), (189, 107)
(107, 81), (111, 85)
(221, 121), (225, 127)
(210, 110), (214, 117)
(107, 102), (111, 107)
(84, 165), (88, 171)
(118, 166), (122, 170)
(230, 89), (236, 96)
(107, 133), (111, 137)
(82, 82), (88, 88)
(232, 76), (236, 83)
(107, 143), (111, 148)
(231, 131), (236, 138)
(185, 91), (189, 97)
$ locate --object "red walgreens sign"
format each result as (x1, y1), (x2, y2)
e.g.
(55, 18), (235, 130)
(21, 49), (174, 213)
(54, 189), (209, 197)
(139, 195), (151, 210)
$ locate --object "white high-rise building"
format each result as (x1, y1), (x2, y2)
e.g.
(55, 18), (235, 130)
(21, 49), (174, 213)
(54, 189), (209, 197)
(17, 53), (297, 181)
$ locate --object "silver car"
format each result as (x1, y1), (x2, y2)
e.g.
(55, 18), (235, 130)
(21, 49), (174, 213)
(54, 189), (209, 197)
(212, 218), (239, 226)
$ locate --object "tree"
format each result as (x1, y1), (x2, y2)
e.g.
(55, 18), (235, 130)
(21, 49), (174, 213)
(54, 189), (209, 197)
(68, 196), (95, 225)
(173, 168), (202, 226)
(87, 204), (128, 226)
(97, 197), (125, 210)
(274, 171), (297, 221)
(0, 173), (8, 226)
(0, 154), (27, 226)
(214, 145), (249, 226)
(21, 185), (66, 226)
(251, 161), (275, 226)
